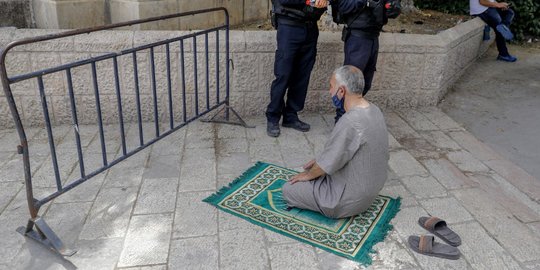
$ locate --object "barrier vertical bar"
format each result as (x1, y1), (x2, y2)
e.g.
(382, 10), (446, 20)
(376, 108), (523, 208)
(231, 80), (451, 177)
(91, 62), (108, 166)
(65, 69), (85, 178)
(113, 57), (127, 156)
(37, 76), (62, 190)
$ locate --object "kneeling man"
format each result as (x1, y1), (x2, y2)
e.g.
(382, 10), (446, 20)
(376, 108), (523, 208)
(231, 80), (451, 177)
(282, 65), (389, 219)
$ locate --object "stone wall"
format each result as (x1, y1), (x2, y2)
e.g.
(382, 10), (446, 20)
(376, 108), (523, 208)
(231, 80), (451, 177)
(29, 0), (270, 30)
(0, 0), (33, 28)
(0, 18), (491, 128)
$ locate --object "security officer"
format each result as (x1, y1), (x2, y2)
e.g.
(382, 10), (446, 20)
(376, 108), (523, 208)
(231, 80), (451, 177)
(333, 0), (385, 122)
(266, 0), (328, 137)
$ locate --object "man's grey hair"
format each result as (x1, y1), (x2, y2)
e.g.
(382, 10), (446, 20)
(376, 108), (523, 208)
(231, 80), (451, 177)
(332, 65), (365, 95)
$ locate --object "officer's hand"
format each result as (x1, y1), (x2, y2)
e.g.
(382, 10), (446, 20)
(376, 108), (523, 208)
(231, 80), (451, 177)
(314, 0), (328, 8)
(366, 0), (380, 8)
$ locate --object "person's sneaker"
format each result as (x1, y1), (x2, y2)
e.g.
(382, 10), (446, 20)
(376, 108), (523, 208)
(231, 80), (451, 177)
(497, 54), (517, 62)
(496, 24), (514, 41)
(267, 121), (280, 137)
(483, 25), (491, 41)
(282, 119), (310, 132)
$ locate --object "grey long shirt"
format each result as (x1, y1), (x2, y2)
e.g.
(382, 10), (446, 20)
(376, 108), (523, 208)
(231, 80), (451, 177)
(314, 103), (389, 218)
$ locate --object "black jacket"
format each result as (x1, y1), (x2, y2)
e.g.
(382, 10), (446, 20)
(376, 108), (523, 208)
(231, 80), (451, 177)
(336, 0), (385, 34)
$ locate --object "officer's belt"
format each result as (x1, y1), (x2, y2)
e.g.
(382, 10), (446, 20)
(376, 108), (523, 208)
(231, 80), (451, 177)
(277, 17), (317, 27)
(346, 27), (380, 39)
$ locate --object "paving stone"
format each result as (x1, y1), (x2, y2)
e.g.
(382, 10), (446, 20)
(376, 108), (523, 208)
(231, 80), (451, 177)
(417, 107), (462, 130)
(53, 174), (105, 203)
(133, 178), (178, 215)
(268, 243), (318, 270)
(248, 143), (284, 166)
(452, 222), (523, 270)
(384, 112), (420, 140)
(388, 150), (428, 177)
(467, 173), (540, 223)
(420, 130), (461, 151)
(391, 206), (430, 240)
(246, 123), (280, 146)
(185, 121), (215, 149)
(315, 247), (362, 270)
(149, 129), (186, 156)
(298, 113), (331, 135)
(217, 152), (251, 177)
(412, 248), (470, 270)
(420, 158), (477, 190)
(218, 210), (254, 232)
(216, 138), (248, 154)
(142, 153), (181, 179)
(217, 124), (247, 139)
(453, 188), (540, 262)
(447, 130), (502, 161)
(220, 228), (269, 270)
(446, 150), (490, 173)
(528, 222), (540, 236)
(0, 154), (47, 183)
(104, 150), (149, 187)
(387, 133), (401, 150)
(117, 213), (173, 267)
(43, 202), (93, 246)
(173, 191), (217, 238)
(305, 133), (329, 156)
(483, 158), (540, 202)
(121, 265), (167, 270)
(280, 144), (313, 169)
(523, 261), (540, 270)
(79, 187), (138, 240)
(31, 151), (79, 188)
(396, 109), (439, 131)
(380, 184), (418, 208)
(169, 236), (219, 270)
(0, 188), (55, 266)
(0, 182), (22, 214)
(263, 229), (297, 246)
(369, 231), (420, 270)
(401, 176), (448, 199)
(179, 148), (216, 192)
(419, 197), (473, 223)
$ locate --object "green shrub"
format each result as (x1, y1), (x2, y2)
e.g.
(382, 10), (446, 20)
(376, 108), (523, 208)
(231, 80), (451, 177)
(415, 0), (540, 40)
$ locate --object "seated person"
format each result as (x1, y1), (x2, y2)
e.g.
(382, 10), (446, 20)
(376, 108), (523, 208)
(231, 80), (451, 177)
(282, 65), (389, 219)
(470, 0), (517, 62)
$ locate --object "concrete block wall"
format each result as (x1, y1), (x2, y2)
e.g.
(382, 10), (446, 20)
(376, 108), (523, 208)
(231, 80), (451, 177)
(29, 0), (271, 30)
(0, 18), (491, 128)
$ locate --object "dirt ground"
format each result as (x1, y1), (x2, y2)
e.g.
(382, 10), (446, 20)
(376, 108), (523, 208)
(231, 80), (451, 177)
(232, 9), (470, 35)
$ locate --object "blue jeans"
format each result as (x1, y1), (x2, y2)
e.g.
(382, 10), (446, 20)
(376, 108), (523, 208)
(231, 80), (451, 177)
(478, 7), (515, 56)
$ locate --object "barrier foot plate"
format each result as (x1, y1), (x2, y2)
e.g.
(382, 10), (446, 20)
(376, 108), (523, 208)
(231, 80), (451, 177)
(201, 104), (255, 128)
(17, 217), (77, 257)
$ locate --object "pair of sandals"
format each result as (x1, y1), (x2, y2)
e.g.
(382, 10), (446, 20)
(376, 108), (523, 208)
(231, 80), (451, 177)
(408, 216), (462, 260)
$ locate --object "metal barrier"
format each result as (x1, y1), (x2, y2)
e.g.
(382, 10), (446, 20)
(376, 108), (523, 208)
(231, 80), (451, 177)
(0, 8), (250, 256)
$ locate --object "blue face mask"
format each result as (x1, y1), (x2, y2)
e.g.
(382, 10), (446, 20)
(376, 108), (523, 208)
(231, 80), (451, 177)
(332, 91), (344, 109)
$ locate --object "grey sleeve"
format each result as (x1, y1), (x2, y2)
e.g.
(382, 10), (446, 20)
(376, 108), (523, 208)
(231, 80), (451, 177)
(316, 117), (365, 175)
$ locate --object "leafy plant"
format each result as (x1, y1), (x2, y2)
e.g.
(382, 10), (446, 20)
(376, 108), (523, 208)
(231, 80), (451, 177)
(415, 0), (540, 40)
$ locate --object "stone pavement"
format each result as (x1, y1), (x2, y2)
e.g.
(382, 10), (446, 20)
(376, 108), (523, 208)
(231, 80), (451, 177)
(0, 107), (539, 270)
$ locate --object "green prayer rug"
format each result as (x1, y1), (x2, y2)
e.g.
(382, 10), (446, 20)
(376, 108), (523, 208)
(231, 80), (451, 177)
(204, 162), (401, 266)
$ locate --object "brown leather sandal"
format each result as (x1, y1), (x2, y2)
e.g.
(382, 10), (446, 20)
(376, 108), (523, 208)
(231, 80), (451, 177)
(418, 216), (461, 247)
(408, 235), (460, 260)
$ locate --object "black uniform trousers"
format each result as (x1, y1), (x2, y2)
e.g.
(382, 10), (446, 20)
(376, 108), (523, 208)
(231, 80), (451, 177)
(266, 21), (319, 124)
(335, 32), (379, 122)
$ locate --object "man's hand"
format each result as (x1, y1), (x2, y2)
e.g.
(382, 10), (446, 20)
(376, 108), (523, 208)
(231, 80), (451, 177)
(314, 0), (328, 8)
(289, 171), (315, 184)
(497, 2), (510, 10)
(303, 159), (316, 170)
